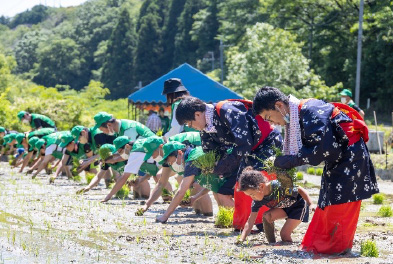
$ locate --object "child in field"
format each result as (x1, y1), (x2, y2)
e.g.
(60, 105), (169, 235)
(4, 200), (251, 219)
(238, 167), (313, 243)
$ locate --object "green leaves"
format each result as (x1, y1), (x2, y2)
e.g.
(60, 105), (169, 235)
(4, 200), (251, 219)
(225, 22), (340, 100)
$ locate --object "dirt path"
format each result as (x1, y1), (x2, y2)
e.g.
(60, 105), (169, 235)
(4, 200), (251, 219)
(0, 163), (392, 263)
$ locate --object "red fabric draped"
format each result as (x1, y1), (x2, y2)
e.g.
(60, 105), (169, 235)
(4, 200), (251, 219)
(301, 201), (361, 254)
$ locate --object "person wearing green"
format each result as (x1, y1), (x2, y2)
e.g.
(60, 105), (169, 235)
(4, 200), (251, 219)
(158, 107), (170, 134)
(17, 111), (56, 130)
(0, 135), (11, 161)
(15, 133), (29, 149)
(3, 133), (17, 156)
(112, 136), (174, 200)
(77, 139), (126, 195)
(154, 142), (214, 223)
(0, 127), (18, 138)
(82, 144), (127, 193)
(19, 128), (56, 173)
(101, 136), (165, 203)
(71, 125), (116, 187)
(139, 132), (202, 215)
(11, 133), (28, 167)
(47, 131), (96, 183)
(0, 127), (5, 138)
(93, 111), (155, 140)
(340, 89), (365, 119)
(155, 142), (237, 223)
(31, 131), (69, 179)
(162, 78), (197, 139)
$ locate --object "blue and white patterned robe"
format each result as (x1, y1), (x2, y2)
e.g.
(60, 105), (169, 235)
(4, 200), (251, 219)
(201, 101), (280, 176)
(274, 99), (379, 209)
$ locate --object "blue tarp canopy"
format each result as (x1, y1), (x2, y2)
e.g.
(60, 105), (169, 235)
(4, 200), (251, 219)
(128, 63), (242, 104)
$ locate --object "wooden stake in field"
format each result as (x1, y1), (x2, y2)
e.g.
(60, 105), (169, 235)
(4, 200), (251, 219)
(373, 111), (382, 155)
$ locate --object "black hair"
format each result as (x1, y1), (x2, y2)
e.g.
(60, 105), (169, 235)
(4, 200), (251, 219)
(238, 166), (268, 192)
(252, 86), (289, 115)
(166, 91), (190, 105)
(101, 118), (116, 128)
(175, 96), (206, 125)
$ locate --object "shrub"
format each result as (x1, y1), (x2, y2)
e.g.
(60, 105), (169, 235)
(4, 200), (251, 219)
(306, 167), (315, 175)
(215, 207), (234, 228)
(378, 205), (393, 217)
(372, 194), (385, 205)
(360, 240), (379, 257)
(315, 168), (323, 176)
(296, 172), (304, 180)
(85, 173), (95, 185)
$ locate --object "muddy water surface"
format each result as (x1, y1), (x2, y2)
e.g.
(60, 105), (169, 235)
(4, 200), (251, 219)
(0, 164), (392, 263)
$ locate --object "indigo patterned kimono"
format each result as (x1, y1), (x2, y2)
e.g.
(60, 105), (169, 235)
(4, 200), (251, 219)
(275, 99), (379, 209)
(201, 101), (280, 176)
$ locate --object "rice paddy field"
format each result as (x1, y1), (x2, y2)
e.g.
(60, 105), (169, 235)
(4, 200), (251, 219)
(0, 162), (392, 264)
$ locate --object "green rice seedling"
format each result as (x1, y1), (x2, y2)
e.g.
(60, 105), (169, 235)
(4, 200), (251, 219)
(192, 151), (220, 175)
(315, 168), (323, 176)
(8, 155), (15, 166)
(261, 147), (297, 188)
(296, 172), (304, 180)
(135, 208), (145, 216)
(99, 147), (112, 165)
(307, 167), (315, 175)
(215, 206), (234, 228)
(156, 128), (163, 137)
(378, 205), (393, 217)
(360, 240), (379, 257)
(72, 174), (82, 182)
(85, 172), (95, 185)
(161, 188), (173, 202)
(373, 193), (385, 205)
(21, 241), (27, 251)
(113, 184), (129, 199)
(180, 188), (192, 206)
(162, 188), (173, 198)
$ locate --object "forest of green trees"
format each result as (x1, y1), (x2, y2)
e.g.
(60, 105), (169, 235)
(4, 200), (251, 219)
(0, 0), (392, 116)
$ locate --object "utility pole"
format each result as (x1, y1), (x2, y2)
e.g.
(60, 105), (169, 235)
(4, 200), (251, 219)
(355, 0), (364, 106)
(220, 39), (224, 83)
(219, 39), (231, 83)
(203, 51), (215, 71)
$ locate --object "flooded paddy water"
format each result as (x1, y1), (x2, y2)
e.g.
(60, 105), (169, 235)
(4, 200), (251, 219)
(0, 162), (392, 263)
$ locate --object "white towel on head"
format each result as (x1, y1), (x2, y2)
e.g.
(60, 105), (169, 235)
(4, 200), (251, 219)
(283, 95), (303, 155)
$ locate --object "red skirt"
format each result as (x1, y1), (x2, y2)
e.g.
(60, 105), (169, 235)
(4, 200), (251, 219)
(301, 201), (361, 254)
(233, 171), (276, 230)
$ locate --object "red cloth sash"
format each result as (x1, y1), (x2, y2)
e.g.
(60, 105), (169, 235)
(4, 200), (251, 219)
(299, 100), (368, 146)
